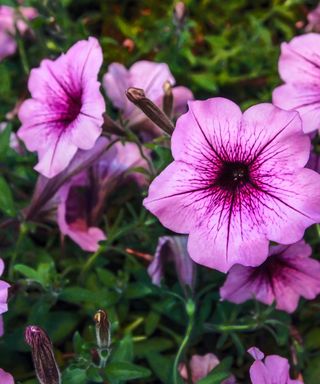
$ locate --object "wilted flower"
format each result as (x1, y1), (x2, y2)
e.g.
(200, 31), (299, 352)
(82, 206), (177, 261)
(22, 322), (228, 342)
(0, 5), (38, 61)
(103, 60), (193, 139)
(220, 240), (320, 313)
(57, 137), (147, 251)
(0, 259), (10, 337)
(25, 325), (61, 384)
(306, 4), (320, 32)
(179, 353), (236, 383)
(148, 236), (196, 291)
(0, 368), (14, 384)
(273, 33), (320, 133)
(18, 37), (105, 178)
(248, 347), (302, 384)
(144, 98), (320, 272)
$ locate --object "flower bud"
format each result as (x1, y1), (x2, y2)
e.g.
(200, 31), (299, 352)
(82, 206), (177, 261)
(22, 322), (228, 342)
(126, 87), (174, 135)
(25, 325), (61, 384)
(163, 81), (173, 119)
(174, 2), (187, 27)
(94, 309), (111, 349)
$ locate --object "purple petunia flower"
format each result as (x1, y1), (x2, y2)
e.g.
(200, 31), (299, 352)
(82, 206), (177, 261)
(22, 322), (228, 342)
(143, 98), (320, 272)
(0, 259), (10, 337)
(179, 353), (236, 383)
(248, 347), (302, 384)
(306, 4), (320, 33)
(273, 33), (320, 133)
(0, 369), (14, 384)
(148, 236), (196, 291)
(220, 240), (320, 313)
(103, 61), (193, 139)
(18, 37), (105, 178)
(0, 5), (38, 61)
(57, 137), (147, 251)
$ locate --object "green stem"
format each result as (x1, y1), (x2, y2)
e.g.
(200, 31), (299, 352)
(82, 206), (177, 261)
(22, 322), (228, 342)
(9, 224), (26, 280)
(173, 301), (195, 384)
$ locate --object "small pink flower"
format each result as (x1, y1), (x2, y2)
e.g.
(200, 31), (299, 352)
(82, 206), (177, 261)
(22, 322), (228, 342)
(148, 236), (196, 291)
(273, 33), (320, 133)
(103, 60), (193, 138)
(0, 259), (10, 337)
(220, 240), (320, 313)
(144, 98), (320, 272)
(179, 353), (236, 383)
(0, 122), (23, 154)
(18, 37), (105, 178)
(57, 137), (147, 251)
(248, 347), (302, 384)
(306, 4), (320, 32)
(0, 369), (14, 384)
(0, 5), (38, 61)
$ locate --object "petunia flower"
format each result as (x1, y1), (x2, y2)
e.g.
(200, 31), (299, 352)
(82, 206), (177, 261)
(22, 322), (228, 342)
(306, 4), (320, 32)
(179, 353), (236, 383)
(18, 37), (105, 178)
(143, 98), (320, 272)
(103, 60), (193, 139)
(0, 259), (10, 337)
(148, 236), (196, 291)
(220, 240), (320, 313)
(0, 5), (38, 61)
(248, 347), (302, 384)
(273, 33), (320, 133)
(57, 137), (148, 251)
(0, 369), (14, 384)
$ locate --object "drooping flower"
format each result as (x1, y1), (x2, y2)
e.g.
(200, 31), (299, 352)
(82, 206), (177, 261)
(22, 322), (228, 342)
(248, 347), (302, 384)
(0, 259), (10, 337)
(0, 5), (38, 61)
(103, 61), (193, 139)
(0, 369), (14, 384)
(273, 33), (320, 133)
(57, 137), (147, 251)
(179, 353), (236, 384)
(143, 98), (320, 272)
(220, 240), (320, 313)
(148, 236), (196, 291)
(18, 37), (105, 178)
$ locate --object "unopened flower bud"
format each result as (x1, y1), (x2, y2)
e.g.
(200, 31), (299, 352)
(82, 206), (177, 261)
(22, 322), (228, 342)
(25, 325), (61, 384)
(126, 87), (174, 135)
(163, 81), (173, 119)
(94, 309), (111, 349)
(174, 2), (187, 27)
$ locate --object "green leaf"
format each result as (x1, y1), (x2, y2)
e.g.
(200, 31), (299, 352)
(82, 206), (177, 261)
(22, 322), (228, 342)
(111, 333), (134, 363)
(0, 176), (15, 216)
(0, 123), (11, 159)
(105, 361), (151, 381)
(62, 368), (87, 384)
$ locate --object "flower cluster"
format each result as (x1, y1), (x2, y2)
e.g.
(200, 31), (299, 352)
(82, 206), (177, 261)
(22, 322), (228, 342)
(2, 3), (320, 382)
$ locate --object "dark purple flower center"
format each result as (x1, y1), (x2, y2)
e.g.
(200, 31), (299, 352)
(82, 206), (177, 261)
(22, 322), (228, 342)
(216, 161), (250, 190)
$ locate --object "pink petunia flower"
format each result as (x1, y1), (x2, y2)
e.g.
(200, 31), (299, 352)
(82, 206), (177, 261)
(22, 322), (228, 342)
(179, 353), (236, 383)
(248, 347), (302, 384)
(18, 37), (105, 178)
(0, 5), (38, 61)
(273, 33), (320, 133)
(57, 137), (147, 251)
(143, 98), (320, 272)
(0, 259), (10, 337)
(220, 240), (320, 313)
(306, 4), (320, 32)
(0, 369), (14, 384)
(103, 61), (193, 139)
(148, 236), (196, 291)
